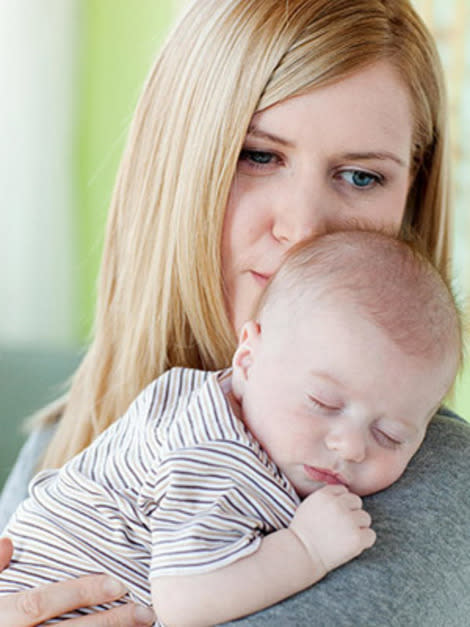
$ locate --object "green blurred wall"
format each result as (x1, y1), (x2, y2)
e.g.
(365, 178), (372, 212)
(74, 1), (175, 341)
(453, 362), (470, 419)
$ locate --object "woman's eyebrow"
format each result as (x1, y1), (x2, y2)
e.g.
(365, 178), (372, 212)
(246, 123), (295, 148)
(246, 126), (408, 168)
(341, 151), (409, 168)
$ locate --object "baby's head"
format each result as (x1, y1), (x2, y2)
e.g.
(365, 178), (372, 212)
(231, 229), (462, 497)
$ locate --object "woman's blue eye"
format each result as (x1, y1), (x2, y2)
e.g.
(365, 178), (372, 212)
(240, 150), (275, 165)
(340, 170), (381, 189)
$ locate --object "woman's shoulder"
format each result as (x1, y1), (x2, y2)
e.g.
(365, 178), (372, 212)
(430, 405), (470, 452)
(386, 406), (469, 504)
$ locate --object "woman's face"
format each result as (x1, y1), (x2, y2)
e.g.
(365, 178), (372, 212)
(222, 60), (414, 333)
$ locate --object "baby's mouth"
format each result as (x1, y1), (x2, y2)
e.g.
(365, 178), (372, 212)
(303, 465), (348, 487)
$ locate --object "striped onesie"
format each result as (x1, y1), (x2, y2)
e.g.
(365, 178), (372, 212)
(0, 367), (300, 623)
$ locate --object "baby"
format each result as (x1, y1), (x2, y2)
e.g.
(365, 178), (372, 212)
(0, 229), (461, 626)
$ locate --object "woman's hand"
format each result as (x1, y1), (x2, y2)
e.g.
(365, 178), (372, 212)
(0, 538), (155, 626)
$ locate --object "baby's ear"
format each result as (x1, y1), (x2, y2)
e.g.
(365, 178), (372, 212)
(231, 320), (261, 399)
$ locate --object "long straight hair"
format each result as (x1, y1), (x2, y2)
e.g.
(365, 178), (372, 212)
(39, 0), (452, 469)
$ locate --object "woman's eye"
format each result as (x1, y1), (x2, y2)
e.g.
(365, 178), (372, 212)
(372, 428), (402, 449)
(239, 149), (279, 168)
(337, 169), (383, 189)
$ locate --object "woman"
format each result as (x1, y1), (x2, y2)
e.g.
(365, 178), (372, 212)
(1, 0), (469, 625)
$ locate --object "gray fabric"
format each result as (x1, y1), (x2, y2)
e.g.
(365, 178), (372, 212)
(0, 345), (81, 492)
(1, 410), (469, 626)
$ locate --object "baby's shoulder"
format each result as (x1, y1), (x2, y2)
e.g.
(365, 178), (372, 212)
(159, 368), (244, 447)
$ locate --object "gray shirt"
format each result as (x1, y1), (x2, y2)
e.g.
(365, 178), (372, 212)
(1, 409), (470, 626)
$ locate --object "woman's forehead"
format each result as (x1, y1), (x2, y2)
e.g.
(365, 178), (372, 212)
(251, 61), (414, 162)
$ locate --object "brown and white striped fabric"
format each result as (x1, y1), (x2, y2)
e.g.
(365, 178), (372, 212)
(0, 367), (300, 619)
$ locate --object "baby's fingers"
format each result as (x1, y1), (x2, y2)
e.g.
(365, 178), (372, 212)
(348, 524), (376, 558)
(338, 491), (363, 511)
(352, 508), (372, 529)
(361, 526), (377, 549)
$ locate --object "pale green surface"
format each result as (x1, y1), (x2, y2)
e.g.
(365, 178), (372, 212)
(74, 1), (175, 340)
(451, 362), (470, 420)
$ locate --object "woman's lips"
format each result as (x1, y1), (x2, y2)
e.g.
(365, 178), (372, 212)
(250, 270), (271, 286)
(304, 465), (348, 487)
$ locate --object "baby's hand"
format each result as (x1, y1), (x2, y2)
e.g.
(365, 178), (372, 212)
(290, 484), (376, 576)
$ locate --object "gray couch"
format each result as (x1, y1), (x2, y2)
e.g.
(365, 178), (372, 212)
(0, 345), (80, 490)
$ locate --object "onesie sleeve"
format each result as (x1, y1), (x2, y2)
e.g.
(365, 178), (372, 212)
(144, 440), (299, 578)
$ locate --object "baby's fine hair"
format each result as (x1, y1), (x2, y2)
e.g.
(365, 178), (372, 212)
(257, 229), (462, 367)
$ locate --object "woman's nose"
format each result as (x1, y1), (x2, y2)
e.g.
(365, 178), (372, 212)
(271, 178), (329, 244)
(325, 423), (367, 464)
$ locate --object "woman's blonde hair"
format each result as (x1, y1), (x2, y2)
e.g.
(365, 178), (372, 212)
(39, 0), (452, 469)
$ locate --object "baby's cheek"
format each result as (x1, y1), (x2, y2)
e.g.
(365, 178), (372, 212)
(355, 458), (406, 496)
(375, 458), (410, 493)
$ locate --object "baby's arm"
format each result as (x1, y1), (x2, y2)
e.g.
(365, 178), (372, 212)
(151, 484), (375, 626)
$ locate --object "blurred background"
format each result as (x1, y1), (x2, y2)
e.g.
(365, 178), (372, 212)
(0, 0), (469, 442)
